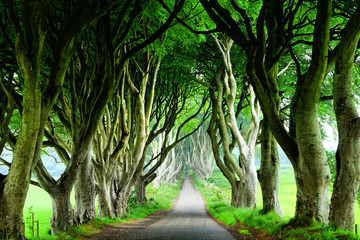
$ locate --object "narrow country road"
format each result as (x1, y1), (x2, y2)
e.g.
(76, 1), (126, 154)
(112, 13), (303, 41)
(120, 176), (236, 240)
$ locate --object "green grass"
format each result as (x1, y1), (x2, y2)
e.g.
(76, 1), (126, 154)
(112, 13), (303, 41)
(23, 182), (180, 239)
(198, 167), (360, 239)
(207, 166), (360, 224)
(238, 229), (251, 236)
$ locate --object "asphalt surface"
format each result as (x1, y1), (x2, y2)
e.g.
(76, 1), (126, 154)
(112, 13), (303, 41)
(120, 176), (236, 240)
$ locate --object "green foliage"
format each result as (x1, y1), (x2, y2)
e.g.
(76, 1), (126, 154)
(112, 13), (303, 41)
(26, 206), (35, 236)
(278, 224), (360, 240)
(126, 190), (138, 213)
(237, 229), (251, 236)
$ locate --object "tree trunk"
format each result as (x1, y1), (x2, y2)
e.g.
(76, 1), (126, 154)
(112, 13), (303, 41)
(293, 116), (330, 224)
(330, 144), (360, 231)
(135, 173), (157, 204)
(240, 153), (258, 208)
(50, 190), (74, 234)
(95, 169), (117, 218)
(258, 120), (283, 217)
(135, 179), (147, 205)
(229, 163), (257, 209)
(0, 152), (34, 240)
(74, 151), (96, 224)
(330, 22), (360, 230)
(33, 144), (93, 234)
(114, 187), (132, 218)
(97, 181), (115, 218)
(0, 76), (42, 240)
(108, 170), (134, 218)
(291, 0), (332, 224)
(231, 182), (243, 208)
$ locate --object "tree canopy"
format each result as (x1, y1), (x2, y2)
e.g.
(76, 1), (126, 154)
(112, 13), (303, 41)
(1, 0), (360, 239)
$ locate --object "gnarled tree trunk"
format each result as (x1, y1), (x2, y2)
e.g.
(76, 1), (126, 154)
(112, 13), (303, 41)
(329, 10), (360, 230)
(207, 36), (260, 208)
(290, 1), (332, 224)
(135, 173), (157, 204)
(258, 120), (283, 217)
(74, 150), (96, 224)
(50, 190), (74, 235)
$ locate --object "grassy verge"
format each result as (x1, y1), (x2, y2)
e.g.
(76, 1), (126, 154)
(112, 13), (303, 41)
(192, 171), (360, 240)
(24, 182), (180, 240)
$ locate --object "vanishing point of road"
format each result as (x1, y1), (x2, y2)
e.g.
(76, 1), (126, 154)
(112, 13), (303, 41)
(119, 176), (236, 240)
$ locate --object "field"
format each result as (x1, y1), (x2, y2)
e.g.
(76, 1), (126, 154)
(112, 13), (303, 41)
(207, 165), (360, 225)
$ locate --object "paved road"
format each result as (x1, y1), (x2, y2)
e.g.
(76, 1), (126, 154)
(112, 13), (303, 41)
(120, 176), (236, 240)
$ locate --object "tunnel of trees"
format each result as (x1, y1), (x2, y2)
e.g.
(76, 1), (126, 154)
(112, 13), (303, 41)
(1, 0), (360, 239)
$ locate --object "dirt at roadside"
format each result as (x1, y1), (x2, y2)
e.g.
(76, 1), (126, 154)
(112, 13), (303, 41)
(227, 222), (279, 240)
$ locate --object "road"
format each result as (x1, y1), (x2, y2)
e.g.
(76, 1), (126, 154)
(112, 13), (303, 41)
(120, 176), (236, 240)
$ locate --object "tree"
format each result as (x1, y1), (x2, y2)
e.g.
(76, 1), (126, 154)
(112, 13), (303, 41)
(207, 35), (260, 207)
(329, 4), (360, 231)
(258, 119), (283, 217)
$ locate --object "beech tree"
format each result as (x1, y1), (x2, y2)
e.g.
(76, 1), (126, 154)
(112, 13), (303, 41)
(92, 91), (129, 218)
(91, 49), (162, 218)
(329, 4), (360, 231)
(206, 35), (260, 207)
(33, 15), (119, 232)
(129, 36), (210, 203)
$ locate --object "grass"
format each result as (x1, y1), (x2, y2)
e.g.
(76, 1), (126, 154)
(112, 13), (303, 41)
(195, 167), (360, 239)
(238, 229), (251, 236)
(207, 166), (360, 224)
(23, 181), (180, 239)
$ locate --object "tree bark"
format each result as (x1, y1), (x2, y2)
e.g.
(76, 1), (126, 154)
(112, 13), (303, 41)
(258, 120), (283, 217)
(113, 179), (133, 218)
(135, 173), (157, 204)
(97, 178), (115, 218)
(290, 1), (332, 224)
(50, 190), (74, 235)
(74, 150), (96, 224)
(329, 10), (360, 230)
(0, 49), (43, 240)
(231, 182), (244, 208)
(239, 152), (258, 208)
(33, 143), (93, 234)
